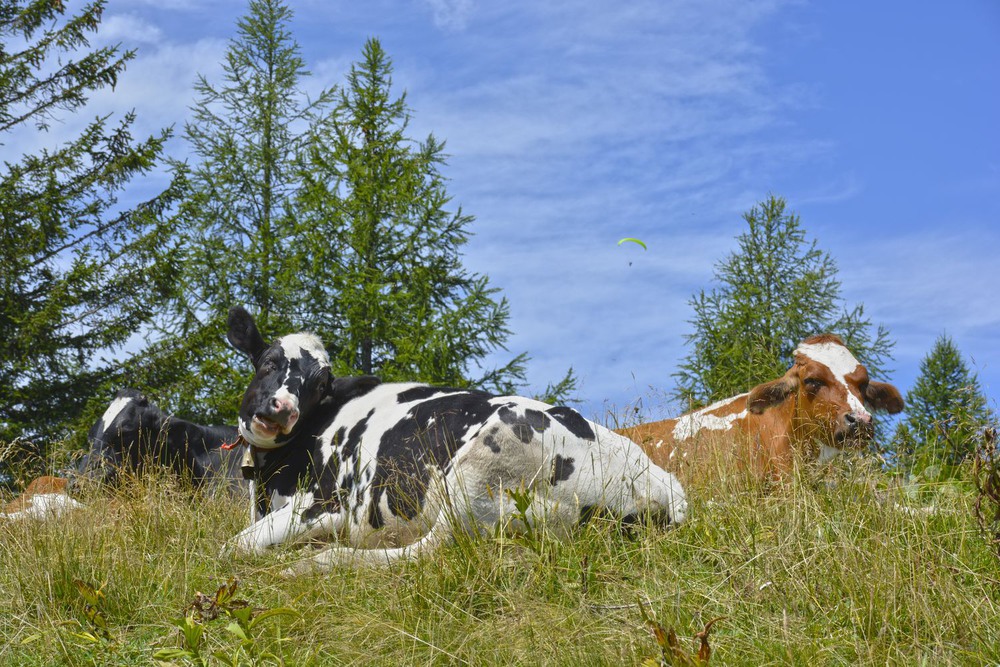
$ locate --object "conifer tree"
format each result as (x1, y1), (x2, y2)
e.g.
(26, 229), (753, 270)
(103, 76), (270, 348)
(674, 195), (893, 407)
(895, 334), (994, 468)
(0, 0), (181, 443)
(153, 0), (337, 421)
(296, 37), (530, 392)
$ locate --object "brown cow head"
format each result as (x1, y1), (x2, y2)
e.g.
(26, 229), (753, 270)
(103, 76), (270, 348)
(746, 334), (904, 456)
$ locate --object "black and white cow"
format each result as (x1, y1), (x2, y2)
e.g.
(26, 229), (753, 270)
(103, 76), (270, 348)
(223, 306), (687, 571)
(73, 388), (246, 498)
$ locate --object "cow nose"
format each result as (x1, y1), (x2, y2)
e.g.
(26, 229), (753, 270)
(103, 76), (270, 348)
(260, 396), (297, 428)
(844, 411), (872, 431)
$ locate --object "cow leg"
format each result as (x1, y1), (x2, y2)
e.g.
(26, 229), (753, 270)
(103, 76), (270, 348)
(281, 505), (457, 574)
(281, 466), (456, 574)
(222, 492), (343, 555)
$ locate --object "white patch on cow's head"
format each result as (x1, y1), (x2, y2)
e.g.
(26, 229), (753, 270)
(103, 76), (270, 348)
(98, 396), (134, 436)
(795, 342), (871, 417)
(279, 333), (330, 368)
(672, 394), (749, 441)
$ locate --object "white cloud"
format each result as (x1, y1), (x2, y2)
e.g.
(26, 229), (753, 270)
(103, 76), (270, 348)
(381, 0), (822, 416)
(98, 14), (164, 45)
(111, 0), (227, 10)
(837, 228), (1000, 339)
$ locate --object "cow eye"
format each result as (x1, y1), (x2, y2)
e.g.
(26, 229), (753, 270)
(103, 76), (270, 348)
(804, 378), (823, 391)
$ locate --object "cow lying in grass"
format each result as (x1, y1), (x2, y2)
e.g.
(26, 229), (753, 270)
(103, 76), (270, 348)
(3, 391), (247, 522)
(223, 306), (687, 570)
(72, 388), (246, 498)
(617, 334), (904, 480)
(0, 476), (82, 520)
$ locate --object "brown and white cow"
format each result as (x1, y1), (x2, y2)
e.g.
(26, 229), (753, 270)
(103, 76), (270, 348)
(617, 334), (904, 479)
(0, 476), (82, 520)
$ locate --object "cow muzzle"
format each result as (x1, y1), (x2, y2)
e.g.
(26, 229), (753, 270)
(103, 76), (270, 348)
(836, 410), (874, 446)
(251, 396), (300, 438)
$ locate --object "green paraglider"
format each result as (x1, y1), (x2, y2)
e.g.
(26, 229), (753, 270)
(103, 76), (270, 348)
(617, 237), (647, 250)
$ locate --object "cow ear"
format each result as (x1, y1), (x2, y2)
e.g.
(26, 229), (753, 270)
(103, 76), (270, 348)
(227, 306), (267, 366)
(865, 381), (904, 414)
(747, 376), (797, 414)
(328, 374), (381, 401)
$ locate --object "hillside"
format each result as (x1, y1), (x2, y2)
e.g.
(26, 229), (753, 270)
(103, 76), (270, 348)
(0, 457), (997, 666)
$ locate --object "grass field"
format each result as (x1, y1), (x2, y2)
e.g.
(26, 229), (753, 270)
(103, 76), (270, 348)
(1, 455), (998, 666)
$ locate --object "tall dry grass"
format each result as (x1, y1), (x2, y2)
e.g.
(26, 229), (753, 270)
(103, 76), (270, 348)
(0, 453), (997, 665)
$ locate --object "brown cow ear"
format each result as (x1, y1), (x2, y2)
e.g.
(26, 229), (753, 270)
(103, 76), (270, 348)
(865, 381), (904, 414)
(747, 376), (797, 414)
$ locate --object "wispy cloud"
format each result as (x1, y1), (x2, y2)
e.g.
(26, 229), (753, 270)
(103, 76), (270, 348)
(96, 14), (164, 45)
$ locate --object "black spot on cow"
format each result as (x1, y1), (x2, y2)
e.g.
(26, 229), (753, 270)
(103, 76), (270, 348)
(498, 405), (552, 443)
(340, 410), (374, 460)
(367, 497), (385, 529)
(395, 385), (486, 404)
(498, 406), (516, 424)
(251, 438), (318, 515)
(330, 426), (348, 451)
(329, 375), (382, 411)
(302, 448), (344, 522)
(524, 408), (551, 432)
(396, 385), (442, 404)
(550, 455), (575, 485)
(578, 504), (613, 527)
(483, 428), (501, 453)
(368, 392), (502, 526)
(547, 406), (595, 440)
(497, 405), (535, 444)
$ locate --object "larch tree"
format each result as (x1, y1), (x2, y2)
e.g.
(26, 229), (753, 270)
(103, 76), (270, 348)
(152, 0), (337, 422)
(295, 37), (534, 394)
(673, 194), (894, 408)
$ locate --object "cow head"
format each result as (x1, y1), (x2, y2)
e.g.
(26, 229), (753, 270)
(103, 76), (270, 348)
(227, 306), (332, 449)
(74, 388), (159, 488)
(746, 334), (904, 453)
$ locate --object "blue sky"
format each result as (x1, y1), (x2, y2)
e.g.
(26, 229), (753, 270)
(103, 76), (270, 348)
(14, 0), (1000, 423)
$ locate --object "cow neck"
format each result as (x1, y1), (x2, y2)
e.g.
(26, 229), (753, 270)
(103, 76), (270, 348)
(251, 440), (298, 484)
(250, 393), (343, 512)
(166, 417), (210, 458)
(248, 442), (299, 517)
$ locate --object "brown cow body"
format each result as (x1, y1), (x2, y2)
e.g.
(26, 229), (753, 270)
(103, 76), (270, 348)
(0, 476), (80, 520)
(618, 334), (904, 479)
